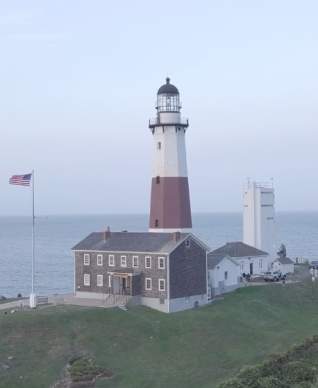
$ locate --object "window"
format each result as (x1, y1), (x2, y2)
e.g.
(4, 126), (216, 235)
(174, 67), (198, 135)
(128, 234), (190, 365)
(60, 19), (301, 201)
(97, 254), (103, 266)
(121, 255), (127, 267)
(158, 256), (165, 269)
(108, 275), (112, 288)
(97, 274), (103, 287)
(240, 262), (244, 272)
(158, 279), (165, 291)
(259, 259), (263, 269)
(84, 254), (90, 266)
(155, 219), (159, 227)
(224, 271), (228, 280)
(157, 142), (161, 150)
(145, 278), (152, 290)
(108, 254), (115, 267)
(132, 255), (139, 268)
(156, 176), (160, 184)
(145, 256), (152, 268)
(185, 239), (191, 248)
(84, 274), (90, 286)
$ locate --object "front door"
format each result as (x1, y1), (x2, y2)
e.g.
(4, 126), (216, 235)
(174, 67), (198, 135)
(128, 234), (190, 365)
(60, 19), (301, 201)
(122, 277), (126, 294)
(112, 276), (120, 294)
(250, 262), (253, 275)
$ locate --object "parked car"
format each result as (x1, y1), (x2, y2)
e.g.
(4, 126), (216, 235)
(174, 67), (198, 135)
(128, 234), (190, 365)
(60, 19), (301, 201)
(263, 271), (286, 282)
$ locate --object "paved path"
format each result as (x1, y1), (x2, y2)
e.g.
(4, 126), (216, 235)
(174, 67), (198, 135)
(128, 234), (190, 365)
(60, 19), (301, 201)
(0, 299), (28, 311)
(0, 294), (127, 311)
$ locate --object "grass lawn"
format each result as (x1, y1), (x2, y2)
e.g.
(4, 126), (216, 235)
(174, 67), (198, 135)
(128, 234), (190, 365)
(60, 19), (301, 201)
(1, 280), (318, 388)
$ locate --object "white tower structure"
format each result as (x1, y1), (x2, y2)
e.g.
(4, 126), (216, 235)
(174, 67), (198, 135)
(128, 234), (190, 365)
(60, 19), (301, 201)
(148, 78), (192, 232)
(243, 181), (276, 257)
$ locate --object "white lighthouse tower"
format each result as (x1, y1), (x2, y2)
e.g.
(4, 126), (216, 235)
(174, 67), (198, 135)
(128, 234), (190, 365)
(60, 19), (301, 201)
(149, 78), (192, 232)
(243, 180), (276, 257)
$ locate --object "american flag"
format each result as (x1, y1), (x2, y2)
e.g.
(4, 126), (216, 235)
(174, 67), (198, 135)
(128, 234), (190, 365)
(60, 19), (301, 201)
(9, 173), (32, 187)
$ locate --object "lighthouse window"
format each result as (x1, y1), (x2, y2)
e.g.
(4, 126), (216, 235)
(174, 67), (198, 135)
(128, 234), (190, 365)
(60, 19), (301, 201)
(157, 142), (161, 150)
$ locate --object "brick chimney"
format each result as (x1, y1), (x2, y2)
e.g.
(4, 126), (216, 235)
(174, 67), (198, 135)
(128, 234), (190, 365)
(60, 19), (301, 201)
(173, 231), (181, 242)
(103, 226), (111, 241)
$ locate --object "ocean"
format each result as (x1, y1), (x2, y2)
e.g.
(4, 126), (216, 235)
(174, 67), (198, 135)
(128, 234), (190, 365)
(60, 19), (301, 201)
(0, 212), (317, 297)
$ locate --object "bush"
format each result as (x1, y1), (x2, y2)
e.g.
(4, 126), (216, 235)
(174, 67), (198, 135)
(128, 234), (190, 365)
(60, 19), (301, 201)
(69, 356), (104, 382)
(218, 336), (318, 388)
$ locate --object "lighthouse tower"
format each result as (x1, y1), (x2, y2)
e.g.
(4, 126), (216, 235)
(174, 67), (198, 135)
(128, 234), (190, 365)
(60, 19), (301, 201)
(243, 180), (276, 257)
(149, 78), (192, 232)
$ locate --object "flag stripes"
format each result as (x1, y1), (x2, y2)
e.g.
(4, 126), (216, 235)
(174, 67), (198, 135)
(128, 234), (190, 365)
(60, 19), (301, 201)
(9, 173), (32, 186)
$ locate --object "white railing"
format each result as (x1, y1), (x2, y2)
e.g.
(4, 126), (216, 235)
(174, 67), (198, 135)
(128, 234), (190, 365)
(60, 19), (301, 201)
(149, 117), (188, 126)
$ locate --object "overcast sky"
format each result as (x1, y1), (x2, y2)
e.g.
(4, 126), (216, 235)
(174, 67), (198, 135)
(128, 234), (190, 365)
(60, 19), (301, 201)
(1, 0), (317, 215)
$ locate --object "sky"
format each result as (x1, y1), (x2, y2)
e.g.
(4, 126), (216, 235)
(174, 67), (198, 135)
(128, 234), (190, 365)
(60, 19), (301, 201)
(0, 0), (317, 215)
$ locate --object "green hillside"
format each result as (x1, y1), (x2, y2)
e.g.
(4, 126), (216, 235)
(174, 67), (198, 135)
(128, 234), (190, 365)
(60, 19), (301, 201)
(1, 278), (318, 388)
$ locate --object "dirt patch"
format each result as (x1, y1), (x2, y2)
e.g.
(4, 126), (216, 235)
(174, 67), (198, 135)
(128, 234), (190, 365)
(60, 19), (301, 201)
(52, 356), (113, 388)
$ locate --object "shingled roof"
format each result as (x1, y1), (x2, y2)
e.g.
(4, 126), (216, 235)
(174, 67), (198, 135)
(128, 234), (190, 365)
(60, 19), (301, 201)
(207, 254), (239, 269)
(72, 231), (192, 254)
(276, 256), (294, 264)
(209, 241), (268, 258)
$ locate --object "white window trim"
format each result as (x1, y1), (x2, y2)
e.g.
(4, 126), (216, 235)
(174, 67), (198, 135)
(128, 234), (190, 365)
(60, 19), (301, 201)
(97, 254), (103, 266)
(84, 253), (90, 266)
(108, 275), (112, 288)
(145, 277), (152, 290)
(121, 255), (127, 267)
(84, 273), (90, 286)
(97, 274), (103, 287)
(158, 278), (165, 291)
(158, 256), (165, 269)
(132, 255), (139, 268)
(145, 256), (152, 269)
(108, 254), (115, 267)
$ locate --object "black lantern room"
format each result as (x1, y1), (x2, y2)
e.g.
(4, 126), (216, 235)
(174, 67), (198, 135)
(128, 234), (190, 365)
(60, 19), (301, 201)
(156, 78), (181, 113)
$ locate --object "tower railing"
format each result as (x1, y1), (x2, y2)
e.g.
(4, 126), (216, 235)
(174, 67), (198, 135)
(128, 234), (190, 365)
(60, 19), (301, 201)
(149, 117), (189, 127)
(246, 180), (274, 189)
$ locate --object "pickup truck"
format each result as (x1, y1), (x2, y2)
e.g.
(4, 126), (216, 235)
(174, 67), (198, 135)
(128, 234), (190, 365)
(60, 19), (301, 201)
(263, 271), (286, 282)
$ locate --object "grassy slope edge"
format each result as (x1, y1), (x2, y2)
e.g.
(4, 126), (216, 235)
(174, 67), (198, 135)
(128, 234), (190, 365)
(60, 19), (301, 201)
(1, 280), (318, 388)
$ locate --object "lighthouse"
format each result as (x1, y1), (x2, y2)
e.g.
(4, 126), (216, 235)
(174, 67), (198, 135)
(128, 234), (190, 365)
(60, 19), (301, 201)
(149, 78), (192, 232)
(243, 180), (276, 257)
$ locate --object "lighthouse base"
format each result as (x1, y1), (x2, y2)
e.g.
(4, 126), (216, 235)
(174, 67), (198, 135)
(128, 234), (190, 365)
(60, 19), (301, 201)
(149, 176), (192, 231)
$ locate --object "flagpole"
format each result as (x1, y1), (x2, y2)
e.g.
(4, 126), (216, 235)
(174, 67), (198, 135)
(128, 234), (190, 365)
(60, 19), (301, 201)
(30, 169), (36, 308)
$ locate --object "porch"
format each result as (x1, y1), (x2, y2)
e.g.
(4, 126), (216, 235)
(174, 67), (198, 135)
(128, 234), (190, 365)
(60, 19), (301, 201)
(107, 269), (141, 296)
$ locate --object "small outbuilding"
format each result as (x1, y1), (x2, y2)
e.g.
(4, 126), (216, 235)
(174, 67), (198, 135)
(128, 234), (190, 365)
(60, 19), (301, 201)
(272, 256), (295, 275)
(207, 253), (241, 298)
(209, 241), (270, 277)
(273, 243), (295, 275)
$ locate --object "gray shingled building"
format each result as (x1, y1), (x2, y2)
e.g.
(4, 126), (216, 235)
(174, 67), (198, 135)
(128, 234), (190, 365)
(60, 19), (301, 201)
(72, 229), (209, 313)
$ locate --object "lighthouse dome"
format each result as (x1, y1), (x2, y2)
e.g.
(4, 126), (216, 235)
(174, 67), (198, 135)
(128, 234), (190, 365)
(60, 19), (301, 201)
(157, 77), (179, 95)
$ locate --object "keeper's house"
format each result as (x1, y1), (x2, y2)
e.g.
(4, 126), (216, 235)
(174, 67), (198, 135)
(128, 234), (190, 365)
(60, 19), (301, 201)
(72, 229), (209, 313)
